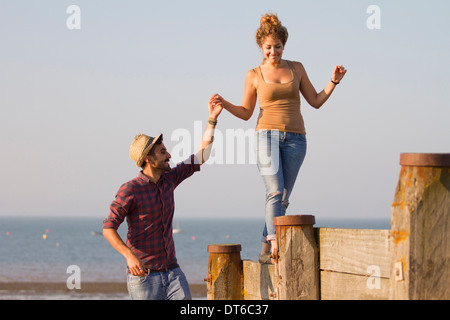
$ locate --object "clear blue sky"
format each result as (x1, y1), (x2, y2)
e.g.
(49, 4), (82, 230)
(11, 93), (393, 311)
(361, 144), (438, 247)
(0, 1), (449, 220)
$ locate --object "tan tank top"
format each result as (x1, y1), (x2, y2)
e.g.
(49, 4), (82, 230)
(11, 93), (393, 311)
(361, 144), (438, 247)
(255, 60), (306, 134)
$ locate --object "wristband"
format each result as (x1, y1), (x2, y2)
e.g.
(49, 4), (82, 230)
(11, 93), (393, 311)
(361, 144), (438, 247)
(331, 79), (340, 85)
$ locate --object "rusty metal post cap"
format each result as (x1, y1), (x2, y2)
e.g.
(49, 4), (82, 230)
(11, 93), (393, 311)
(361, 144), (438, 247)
(400, 153), (450, 167)
(207, 244), (242, 253)
(274, 215), (316, 226)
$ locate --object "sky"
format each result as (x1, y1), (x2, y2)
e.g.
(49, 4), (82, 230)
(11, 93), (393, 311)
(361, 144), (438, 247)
(0, 0), (449, 221)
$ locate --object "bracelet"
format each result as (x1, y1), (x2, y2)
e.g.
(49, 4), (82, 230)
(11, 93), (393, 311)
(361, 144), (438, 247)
(331, 79), (340, 85)
(208, 118), (217, 126)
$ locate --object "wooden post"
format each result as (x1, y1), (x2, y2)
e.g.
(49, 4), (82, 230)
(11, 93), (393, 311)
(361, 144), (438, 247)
(205, 244), (243, 300)
(274, 215), (319, 300)
(390, 153), (450, 300)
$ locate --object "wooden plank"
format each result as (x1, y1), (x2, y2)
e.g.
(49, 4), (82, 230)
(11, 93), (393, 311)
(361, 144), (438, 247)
(317, 228), (391, 278)
(242, 260), (275, 300)
(320, 271), (390, 300)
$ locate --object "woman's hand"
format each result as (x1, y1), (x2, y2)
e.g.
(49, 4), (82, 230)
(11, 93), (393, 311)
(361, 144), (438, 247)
(208, 94), (223, 120)
(209, 93), (223, 106)
(332, 65), (347, 83)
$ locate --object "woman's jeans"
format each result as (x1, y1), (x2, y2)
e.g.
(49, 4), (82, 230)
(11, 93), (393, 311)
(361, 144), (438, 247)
(255, 130), (307, 243)
(127, 267), (191, 300)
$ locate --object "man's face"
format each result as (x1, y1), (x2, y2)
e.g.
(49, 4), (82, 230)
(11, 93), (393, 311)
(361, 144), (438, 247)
(147, 143), (171, 171)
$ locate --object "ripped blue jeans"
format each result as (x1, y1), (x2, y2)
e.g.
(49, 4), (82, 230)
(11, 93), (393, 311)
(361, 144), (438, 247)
(255, 130), (307, 243)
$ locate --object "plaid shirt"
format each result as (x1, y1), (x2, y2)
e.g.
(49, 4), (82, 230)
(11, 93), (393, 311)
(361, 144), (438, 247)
(103, 155), (200, 270)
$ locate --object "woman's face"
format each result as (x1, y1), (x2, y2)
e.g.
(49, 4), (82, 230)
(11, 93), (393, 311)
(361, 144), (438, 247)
(260, 36), (284, 64)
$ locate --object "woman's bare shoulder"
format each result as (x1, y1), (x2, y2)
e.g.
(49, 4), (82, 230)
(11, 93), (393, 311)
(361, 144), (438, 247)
(290, 60), (305, 69)
(245, 67), (259, 85)
(290, 61), (307, 77)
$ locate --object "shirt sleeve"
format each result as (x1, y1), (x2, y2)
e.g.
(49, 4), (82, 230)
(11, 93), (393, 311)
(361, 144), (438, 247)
(170, 154), (201, 189)
(102, 182), (135, 230)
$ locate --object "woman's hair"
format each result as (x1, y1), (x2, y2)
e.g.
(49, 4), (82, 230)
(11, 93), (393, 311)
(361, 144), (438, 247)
(255, 13), (288, 47)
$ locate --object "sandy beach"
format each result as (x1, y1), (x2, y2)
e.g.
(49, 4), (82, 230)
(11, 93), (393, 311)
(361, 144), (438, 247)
(0, 282), (206, 300)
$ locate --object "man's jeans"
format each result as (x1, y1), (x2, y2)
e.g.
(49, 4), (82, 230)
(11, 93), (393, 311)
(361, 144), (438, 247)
(127, 267), (192, 300)
(255, 130), (307, 243)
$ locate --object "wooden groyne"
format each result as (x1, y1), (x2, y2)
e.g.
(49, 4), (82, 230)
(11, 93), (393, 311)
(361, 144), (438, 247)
(205, 153), (450, 300)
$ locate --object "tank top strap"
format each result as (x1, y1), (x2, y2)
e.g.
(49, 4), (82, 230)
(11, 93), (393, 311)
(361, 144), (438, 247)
(253, 66), (264, 88)
(286, 60), (298, 82)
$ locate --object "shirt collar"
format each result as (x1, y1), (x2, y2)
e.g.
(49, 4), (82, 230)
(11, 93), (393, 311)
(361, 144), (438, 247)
(138, 171), (165, 184)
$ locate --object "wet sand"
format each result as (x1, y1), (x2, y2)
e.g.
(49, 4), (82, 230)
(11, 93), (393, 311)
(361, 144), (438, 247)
(0, 282), (206, 299)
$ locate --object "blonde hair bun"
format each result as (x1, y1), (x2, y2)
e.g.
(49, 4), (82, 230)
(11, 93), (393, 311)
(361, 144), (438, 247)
(255, 13), (288, 47)
(260, 14), (282, 28)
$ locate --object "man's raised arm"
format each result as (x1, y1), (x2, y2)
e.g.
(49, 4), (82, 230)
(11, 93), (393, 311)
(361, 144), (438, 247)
(195, 96), (223, 165)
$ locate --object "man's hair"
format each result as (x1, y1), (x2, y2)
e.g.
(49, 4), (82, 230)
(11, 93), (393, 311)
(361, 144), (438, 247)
(141, 135), (163, 169)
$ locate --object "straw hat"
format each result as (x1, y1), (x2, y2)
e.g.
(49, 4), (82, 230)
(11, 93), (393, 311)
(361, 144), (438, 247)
(129, 133), (162, 167)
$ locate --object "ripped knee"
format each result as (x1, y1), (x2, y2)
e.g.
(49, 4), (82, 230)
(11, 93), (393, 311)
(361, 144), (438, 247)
(267, 192), (283, 202)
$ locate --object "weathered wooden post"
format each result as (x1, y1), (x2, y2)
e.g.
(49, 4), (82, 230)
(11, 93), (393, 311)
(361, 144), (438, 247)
(205, 244), (243, 300)
(273, 215), (319, 300)
(390, 153), (450, 300)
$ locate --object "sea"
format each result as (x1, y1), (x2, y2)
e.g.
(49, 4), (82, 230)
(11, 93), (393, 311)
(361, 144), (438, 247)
(0, 216), (390, 299)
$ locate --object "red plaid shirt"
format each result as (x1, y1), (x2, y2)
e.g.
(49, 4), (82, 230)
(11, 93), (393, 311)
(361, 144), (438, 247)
(103, 155), (200, 270)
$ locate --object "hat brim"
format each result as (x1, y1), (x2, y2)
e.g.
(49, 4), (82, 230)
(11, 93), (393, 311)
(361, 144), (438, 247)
(137, 133), (163, 167)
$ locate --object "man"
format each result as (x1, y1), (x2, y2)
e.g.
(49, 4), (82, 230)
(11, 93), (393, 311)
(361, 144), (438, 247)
(103, 99), (222, 300)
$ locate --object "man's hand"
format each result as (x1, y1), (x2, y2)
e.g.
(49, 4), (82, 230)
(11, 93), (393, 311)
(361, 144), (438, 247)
(103, 228), (146, 277)
(208, 94), (223, 120)
(126, 252), (146, 277)
(195, 95), (224, 165)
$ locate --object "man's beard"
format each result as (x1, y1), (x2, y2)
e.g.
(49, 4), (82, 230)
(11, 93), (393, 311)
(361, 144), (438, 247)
(156, 160), (171, 172)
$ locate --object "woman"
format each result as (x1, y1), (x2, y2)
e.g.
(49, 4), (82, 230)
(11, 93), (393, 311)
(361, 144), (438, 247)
(210, 13), (346, 263)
